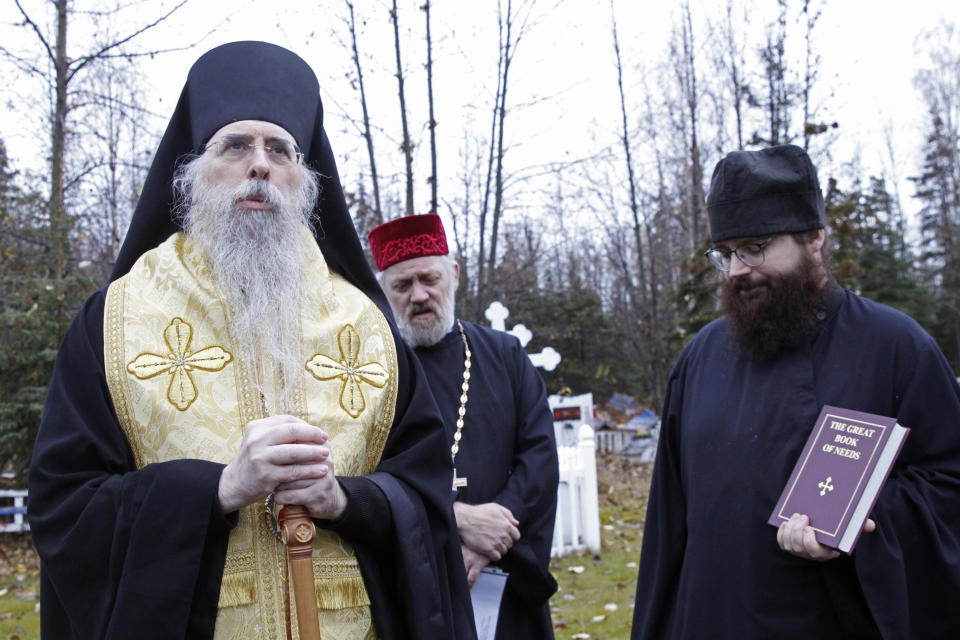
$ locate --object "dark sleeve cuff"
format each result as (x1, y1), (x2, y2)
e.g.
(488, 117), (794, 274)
(495, 494), (527, 525)
(206, 462), (239, 530)
(314, 476), (391, 546)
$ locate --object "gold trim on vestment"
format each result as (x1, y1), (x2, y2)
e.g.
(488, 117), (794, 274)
(103, 230), (398, 639)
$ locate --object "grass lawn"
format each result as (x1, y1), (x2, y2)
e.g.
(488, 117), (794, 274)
(549, 454), (651, 640)
(0, 454), (651, 640)
(0, 533), (40, 640)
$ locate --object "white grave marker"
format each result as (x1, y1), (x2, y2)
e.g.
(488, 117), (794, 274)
(484, 302), (561, 371)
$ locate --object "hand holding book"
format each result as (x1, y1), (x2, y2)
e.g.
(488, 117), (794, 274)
(776, 513), (876, 561)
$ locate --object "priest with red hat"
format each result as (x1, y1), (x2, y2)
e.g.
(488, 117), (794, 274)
(370, 213), (559, 639)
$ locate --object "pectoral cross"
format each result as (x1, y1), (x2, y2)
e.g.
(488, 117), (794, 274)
(453, 468), (468, 490)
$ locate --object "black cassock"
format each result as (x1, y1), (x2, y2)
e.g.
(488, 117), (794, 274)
(415, 320), (559, 639)
(632, 287), (960, 639)
(28, 289), (476, 640)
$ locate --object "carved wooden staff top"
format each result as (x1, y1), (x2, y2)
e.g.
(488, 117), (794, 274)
(280, 504), (321, 640)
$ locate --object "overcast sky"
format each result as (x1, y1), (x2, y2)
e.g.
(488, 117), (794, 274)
(1, 0), (957, 230)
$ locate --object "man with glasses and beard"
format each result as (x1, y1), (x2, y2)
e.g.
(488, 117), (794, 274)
(631, 145), (960, 639)
(28, 42), (474, 640)
(369, 214), (559, 639)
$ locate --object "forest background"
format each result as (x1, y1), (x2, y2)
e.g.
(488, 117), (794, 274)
(0, 0), (958, 477)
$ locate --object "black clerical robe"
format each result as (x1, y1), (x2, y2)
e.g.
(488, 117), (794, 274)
(415, 320), (559, 639)
(632, 287), (960, 639)
(28, 289), (476, 640)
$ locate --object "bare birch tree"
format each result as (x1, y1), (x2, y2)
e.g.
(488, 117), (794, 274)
(4, 0), (189, 279)
(610, 0), (647, 310)
(346, 0), (383, 224)
(485, 0), (516, 292)
(474, 23), (504, 313)
(669, 1), (707, 251)
(482, 0), (537, 304)
(71, 58), (154, 272)
(390, 0), (415, 215)
(800, 0), (823, 151)
(423, 0), (438, 215)
(716, 0), (751, 150)
(754, 0), (793, 146)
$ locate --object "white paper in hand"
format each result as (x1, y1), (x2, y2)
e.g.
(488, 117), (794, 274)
(470, 567), (508, 640)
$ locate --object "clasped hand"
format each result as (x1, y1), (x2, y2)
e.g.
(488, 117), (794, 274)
(454, 501), (520, 562)
(217, 415), (346, 520)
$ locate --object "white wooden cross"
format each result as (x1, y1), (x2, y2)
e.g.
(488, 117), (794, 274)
(484, 301), (561, 371)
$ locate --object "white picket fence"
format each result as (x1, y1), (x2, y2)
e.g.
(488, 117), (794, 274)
(0, 489), (29, 533)
(595, 428), (632, 454)
(551, 424), (601, 557)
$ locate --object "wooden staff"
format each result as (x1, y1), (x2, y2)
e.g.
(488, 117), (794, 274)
(281, 504), (322, 640)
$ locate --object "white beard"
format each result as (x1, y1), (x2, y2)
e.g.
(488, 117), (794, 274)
(178, 160), (317, 413)
(396, 281), (457, 348)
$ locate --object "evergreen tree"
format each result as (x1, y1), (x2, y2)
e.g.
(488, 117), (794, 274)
(827, 177), (936, 332)
(911, 117), (960, 369)
(911, 22), (960, 370)
(0, 138), (96, 477)
(669, 240), (721, 352)
(526, 282), (640, 407)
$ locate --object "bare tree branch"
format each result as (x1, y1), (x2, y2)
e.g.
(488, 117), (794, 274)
(87, 43), (198, 61)
(67, 0), (189, 82)
(0, 45), (48, 79)
(12, 0), (56, 65)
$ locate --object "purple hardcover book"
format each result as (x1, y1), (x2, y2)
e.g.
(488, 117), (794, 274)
(768, 405), (910, 553)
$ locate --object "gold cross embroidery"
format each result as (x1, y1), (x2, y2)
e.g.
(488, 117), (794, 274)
(126, 317), (233, 411)
(305, 324), (389, 418)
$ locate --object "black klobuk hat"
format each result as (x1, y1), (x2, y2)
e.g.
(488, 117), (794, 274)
(109, 41), (391, 318)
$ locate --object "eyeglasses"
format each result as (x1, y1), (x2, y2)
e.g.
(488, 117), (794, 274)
(704, 237), (774, 272)
(205, 134), (303, 166)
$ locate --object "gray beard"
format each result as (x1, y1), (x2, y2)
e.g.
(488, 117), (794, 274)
(180, 167), (316, 413)
(396, 287), (457, 348)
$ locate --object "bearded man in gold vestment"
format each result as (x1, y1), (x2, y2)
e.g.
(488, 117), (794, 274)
(28, 41), (476, 640)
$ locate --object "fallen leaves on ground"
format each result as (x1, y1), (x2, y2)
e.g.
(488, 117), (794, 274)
(0, 535), (40, 602)
(551, 454), (652, 639)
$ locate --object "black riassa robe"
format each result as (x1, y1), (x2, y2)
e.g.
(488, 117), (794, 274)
(632, 287), (960, 639)
(28, 289), (477, 640)
(415, 321), (559, 639)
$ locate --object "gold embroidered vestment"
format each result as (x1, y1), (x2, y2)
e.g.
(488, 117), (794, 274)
(104, 231), (397, 639)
